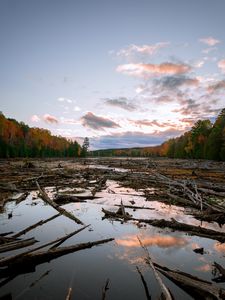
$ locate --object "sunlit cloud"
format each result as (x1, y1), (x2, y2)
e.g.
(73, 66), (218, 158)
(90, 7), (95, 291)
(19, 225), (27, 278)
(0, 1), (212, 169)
(81, 112), (120, 130)
(43, 114), (59, 124)
(116, 42), (169, 58)
(199, 37), (220, 46)
(153, 75), (199, 91)
(74, 106), (81, 112)
(129, 119), (178, 129)
(31, 114), (40, 122)
(104, 97), (137, 111)
(117, 62), (192, 78)
(218, 59), (225, 73)
(214, 242), (225, 254)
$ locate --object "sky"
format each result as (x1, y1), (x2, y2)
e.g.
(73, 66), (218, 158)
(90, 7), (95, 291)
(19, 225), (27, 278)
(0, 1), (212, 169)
(0, 0), (225, 149)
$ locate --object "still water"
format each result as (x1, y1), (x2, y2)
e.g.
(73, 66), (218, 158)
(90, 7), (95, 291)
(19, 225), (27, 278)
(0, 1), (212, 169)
(0, 180), (225, 299)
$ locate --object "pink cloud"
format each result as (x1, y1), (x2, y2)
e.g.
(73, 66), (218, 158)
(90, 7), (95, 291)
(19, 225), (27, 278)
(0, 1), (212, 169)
(218, 59), (225, 73)
(43, 114), (59, 124)
(199, 37), (220, 46)
(31, 115), (40, 122)
(117, 62), (191, 78)
(117, 42), (169, 57)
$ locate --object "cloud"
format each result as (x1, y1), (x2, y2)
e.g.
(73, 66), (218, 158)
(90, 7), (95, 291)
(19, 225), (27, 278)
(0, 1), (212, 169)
(116, 42), (169, 58)
(91, 129), (183, 149)
(57, 97), (73, 103)
(117, 62), (192, 78)
(80, 112), (120, 130)
(31, 115), (40, 122)
(130, 119), (178, 129)
(43, 114), (59, 124)
(104, 97), (137, 111)
(218, 59), (225, 73)
(74, 106), (81, 111)
(153, 75), (199, 91)
(207, 80), (225, 93)
(199, 37), (220, 46)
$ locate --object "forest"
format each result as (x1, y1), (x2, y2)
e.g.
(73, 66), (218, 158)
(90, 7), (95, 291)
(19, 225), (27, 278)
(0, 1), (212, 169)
(0, 112), (81, 158)
(92, 108), (225, 161)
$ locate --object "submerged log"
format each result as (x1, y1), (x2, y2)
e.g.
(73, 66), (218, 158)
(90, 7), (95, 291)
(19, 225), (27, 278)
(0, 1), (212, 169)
(1, 238), (114, 272)
(0, 238), (37, 253)
(36, 181), (84, 225)
(0, 225), (89, 267)
(136, 266), (151, 300)
(11, 213), (60, 238)
(154, 262), (225, 300)
(65, 287), (72, 300)
(102, 278), (110, 300)
(102, 209), (225, 243)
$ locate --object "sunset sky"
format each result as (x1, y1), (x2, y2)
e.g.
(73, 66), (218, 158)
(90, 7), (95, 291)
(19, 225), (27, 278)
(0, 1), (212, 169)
(1, 0), (225, 149)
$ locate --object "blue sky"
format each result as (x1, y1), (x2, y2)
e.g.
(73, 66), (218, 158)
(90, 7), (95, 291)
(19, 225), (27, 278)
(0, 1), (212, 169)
(1, 0), (225, 149)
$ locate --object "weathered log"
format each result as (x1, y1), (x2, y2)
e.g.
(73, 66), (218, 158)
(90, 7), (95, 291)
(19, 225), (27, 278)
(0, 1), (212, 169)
(212, 262), (225, 283)
(136, 266), (151, 300)
(102, 278), (110, 300)
(154, 262), (225, 300)
(15, 192), (29, 204)
(0, 226), (89, 267)
(65, 287), (72, 300)
(11, 213), (60, 238)
(102, 209), (225, 242)
(1, 238), (114, 269)
(54, 194), (86, 204)
(0, 238), (37, 253)
(36, 181), (84, 225)
(138, 237), (173, 300)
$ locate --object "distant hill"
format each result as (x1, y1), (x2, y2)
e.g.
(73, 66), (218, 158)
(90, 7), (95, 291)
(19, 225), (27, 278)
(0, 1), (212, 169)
(91, 108), (225, 161)
(0, 112), (81, 158)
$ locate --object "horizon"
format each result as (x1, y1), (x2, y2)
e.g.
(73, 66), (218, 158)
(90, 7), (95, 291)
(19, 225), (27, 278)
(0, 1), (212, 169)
(1, 0), (225, 150)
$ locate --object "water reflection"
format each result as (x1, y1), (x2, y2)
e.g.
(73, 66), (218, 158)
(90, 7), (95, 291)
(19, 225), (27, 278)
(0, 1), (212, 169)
(116, 234), (188, 249)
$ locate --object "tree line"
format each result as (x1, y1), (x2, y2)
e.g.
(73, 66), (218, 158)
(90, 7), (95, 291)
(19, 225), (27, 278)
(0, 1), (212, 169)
(91, 108), (225, 161)
(0, 112), (84, 158)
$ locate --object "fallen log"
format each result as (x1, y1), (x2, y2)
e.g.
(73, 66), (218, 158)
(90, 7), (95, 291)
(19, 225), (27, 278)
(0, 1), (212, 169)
(0, 225), (89, 267)
(102, 209), (225, 242)
(0, 238), (37, 253)
(1, 238), (114, 271)
(65, 287), (72, 300)
(36, 181), (84, 225)
(15, 192), (29, 204)
(136, 266), (151, 300)
(212, 262), (225, 283)
(54, 194), (86, 204)
(102, 278), (110, 300)
(154, 262), (225, 300)
(138, 237), (173, 300)
(11, 213), (60, 238)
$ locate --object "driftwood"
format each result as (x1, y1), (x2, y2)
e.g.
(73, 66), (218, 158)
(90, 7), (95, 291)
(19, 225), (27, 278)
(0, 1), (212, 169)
(213, 262), (225, 283)
(138, 237), (173, 300)
(154, 262), (225, 300)
(136, 266), (151, 300)
(54, 194), (86, 204)
(0, 225), (89, 267)
(11, 213), (60, 238)
(0, 238), (37, 253)
(0, 238), (114, 273)
(102, 278), (110, 300)
(15, 192), (29, 204)
(65, 287), (72, 300)
(102, 209), (225, 243)
(36, 181), (84, 225)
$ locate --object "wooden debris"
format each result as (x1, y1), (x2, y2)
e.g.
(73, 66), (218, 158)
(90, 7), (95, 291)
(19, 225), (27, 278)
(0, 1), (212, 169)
(154, 262), (225, 299)
(212, 262), (225, 283)
(0, 226), (90, 267)
(36, 181), (84, 225)
(138, 237), (173, 300)
(0, 237), (37, 253)
(54, 194), (86, 204)
(11, 213), (60, 238)
(136, 266), (151, 300)
(65, 287), (72, 300)
(102, 278), (110, 300)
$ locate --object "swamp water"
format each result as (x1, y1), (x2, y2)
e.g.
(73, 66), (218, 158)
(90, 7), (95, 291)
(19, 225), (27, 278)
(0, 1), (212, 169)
(0, 175), (225, 299)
